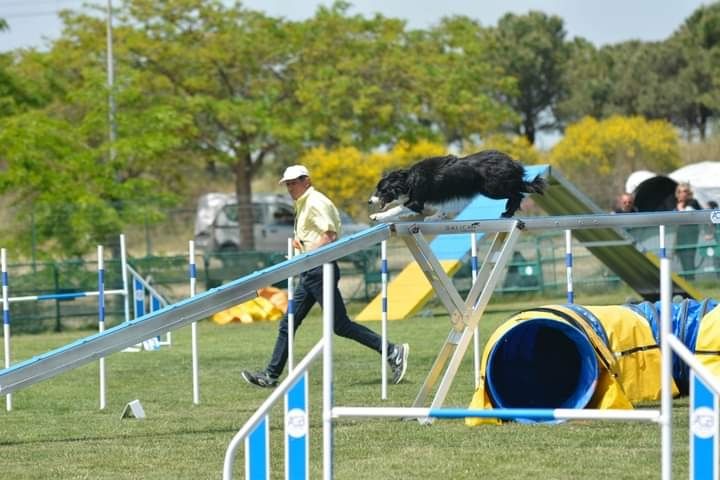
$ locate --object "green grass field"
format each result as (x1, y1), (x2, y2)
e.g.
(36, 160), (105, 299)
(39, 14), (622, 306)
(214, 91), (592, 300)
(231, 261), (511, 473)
(0, 296), (695, 479)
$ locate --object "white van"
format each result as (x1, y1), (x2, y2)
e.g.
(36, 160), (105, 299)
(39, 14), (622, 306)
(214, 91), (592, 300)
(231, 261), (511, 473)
(194, 192), (370, 254)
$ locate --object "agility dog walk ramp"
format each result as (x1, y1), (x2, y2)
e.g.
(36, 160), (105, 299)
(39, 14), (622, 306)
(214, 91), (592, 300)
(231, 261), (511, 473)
(358, 166), (704, 322)
(387, 211), (716, 418)
(357, 164), (550, 321)
(0, 225), (391, 396)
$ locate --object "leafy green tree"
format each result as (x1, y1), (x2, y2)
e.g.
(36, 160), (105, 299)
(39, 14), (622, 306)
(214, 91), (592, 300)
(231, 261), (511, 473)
(401, 16), (518, 147)
(286, 2), (417, 149)
(556, 38), (613, 124)
(486, 11), (571, 144)
(667, 3), (720, 139)
(0, 7), (194, 257)
(116, 0), (301, 250)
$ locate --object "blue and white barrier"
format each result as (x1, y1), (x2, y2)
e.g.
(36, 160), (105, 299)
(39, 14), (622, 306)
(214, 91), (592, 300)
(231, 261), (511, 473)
(285, 372), (309, 480)
(691, 373), (719, 480)
(2, 248), (11, 411)
(226, 214), (720, 479)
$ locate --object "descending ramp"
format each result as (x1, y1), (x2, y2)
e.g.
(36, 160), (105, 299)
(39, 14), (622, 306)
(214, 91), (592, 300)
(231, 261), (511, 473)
(0, 225), (391, 396)
(535, 169), (704, 301)
(357, 165), (550, 321)
(358, 166), (704, 321)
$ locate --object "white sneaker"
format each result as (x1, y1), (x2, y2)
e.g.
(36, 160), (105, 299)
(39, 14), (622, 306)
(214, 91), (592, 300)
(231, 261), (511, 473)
(388, 343), (409, 384)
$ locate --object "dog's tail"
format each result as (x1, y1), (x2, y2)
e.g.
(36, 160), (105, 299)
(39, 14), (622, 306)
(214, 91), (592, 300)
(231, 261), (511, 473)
(524, 175), (547, 195)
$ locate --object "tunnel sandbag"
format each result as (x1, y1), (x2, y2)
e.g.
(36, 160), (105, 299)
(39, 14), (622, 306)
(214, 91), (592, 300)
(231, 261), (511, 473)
(692, 302), (720, 380)
(466, 306), (632, 426)
(629, 298), (717, 394)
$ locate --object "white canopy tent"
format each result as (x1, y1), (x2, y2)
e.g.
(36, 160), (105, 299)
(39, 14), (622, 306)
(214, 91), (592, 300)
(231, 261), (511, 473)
(668, 161), (720, 208)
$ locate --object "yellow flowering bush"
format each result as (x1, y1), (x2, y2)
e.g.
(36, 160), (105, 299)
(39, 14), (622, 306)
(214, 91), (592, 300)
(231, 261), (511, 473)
(299, 141), (446, 220)
(549, 115), (680, 208)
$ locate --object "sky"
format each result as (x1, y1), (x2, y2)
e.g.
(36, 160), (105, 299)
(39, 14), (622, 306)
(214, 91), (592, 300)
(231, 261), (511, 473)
(0, 0), (713, 53)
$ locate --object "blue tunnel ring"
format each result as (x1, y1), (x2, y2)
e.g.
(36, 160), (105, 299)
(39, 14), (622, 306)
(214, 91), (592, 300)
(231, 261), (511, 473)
(485, 317), (599, 412)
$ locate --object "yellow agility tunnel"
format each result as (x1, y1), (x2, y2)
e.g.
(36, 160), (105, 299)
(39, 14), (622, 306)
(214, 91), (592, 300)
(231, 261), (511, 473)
(467, 299), (719, 425)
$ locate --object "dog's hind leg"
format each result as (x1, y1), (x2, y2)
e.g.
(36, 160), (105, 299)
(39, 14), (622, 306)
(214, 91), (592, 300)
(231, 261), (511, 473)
(501, 194), (523, 218)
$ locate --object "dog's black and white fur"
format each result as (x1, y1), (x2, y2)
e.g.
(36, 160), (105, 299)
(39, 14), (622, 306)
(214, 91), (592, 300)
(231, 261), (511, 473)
(368, 150), (546, 222)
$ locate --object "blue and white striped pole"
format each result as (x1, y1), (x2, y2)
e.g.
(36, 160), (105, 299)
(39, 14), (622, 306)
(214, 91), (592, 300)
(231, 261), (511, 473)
(285, 371), (309, 480)
(2, 248), (12, 411)
(381, 240), (388, 400)
(98, 245), (107, 410)
(690, 371), (719, 480)
(470, 233), (480, 388)
(288, 238), (295, 372)
(246, 416), (269, 479)
(659, 224), (672, 480)
(565, 230), (574, 305)
(120, 234), (130, 323)
(189, 240), (200, 405)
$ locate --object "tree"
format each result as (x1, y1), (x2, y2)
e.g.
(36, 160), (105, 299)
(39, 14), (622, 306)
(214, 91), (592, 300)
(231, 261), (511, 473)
(286, 3), (420, 149)
(556, 38), (613, 124)
(486, 11), (571, 144)
(548, 115), (681, 209)
(286, 5), (517, 151)
(402, 16), (518, 147)
(116, 0), (301, 251)
(0, 7), (194, 257)
(667, 3), (720, 139)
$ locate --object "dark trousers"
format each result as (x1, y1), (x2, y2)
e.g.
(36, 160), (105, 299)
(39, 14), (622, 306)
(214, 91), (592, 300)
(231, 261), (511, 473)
(266, 262), (386, 378)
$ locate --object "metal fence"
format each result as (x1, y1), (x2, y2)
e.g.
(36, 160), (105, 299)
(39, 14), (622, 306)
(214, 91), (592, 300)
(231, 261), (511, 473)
(3, 225), (719, 333)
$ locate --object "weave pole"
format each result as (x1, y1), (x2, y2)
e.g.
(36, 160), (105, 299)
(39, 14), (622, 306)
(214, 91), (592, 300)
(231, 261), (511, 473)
(2, 248), (11, 411)
(322, 263), (334, 480)
(120, 234), (130, 322)
(189, 240), (200, 405)
(470, 233), (480, 388)
(97, 245), (107, 410)
(564, 229), (574, 304)
(381, 240), (388, 399)
(288, 238), (295, 372)
(659, 225), (672, 480)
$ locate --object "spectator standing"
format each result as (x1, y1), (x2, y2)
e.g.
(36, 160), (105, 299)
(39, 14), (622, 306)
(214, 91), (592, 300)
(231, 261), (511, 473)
(613, 192), (639, 213)
(674, 182), (702, 280)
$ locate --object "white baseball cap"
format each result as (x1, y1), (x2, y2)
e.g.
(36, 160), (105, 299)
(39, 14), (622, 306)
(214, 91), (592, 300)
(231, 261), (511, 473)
(278, 165), (310, 184)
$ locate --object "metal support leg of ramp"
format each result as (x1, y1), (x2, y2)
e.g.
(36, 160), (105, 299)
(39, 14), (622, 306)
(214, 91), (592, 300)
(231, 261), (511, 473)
(404, 221), (523, 422)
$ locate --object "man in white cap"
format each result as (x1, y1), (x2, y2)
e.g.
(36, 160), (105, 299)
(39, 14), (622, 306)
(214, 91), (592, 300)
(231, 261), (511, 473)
(242, 165), (409, 387)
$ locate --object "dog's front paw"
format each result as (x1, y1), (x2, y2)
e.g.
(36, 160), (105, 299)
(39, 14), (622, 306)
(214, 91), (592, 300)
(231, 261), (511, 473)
(369, 213), (379, 223)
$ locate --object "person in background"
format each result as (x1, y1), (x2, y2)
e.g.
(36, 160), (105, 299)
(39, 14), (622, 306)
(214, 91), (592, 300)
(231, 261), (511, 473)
(241, 165), (409, 388)
(613, 192), (638, 213)
(674, 182), (702, 280)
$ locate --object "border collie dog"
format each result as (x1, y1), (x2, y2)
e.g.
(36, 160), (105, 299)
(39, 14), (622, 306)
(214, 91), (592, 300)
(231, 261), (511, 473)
(368, 150), (546, 222)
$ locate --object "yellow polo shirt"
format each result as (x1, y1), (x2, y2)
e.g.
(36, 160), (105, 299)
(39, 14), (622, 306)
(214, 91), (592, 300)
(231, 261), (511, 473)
(294, 186), (342, 253)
